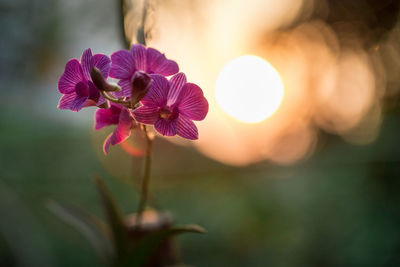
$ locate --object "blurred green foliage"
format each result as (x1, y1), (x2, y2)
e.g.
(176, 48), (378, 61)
(1, 98), (400, 266)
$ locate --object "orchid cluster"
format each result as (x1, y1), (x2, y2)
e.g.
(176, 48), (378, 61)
(58, 44), (209, 154)
(55, 44), (208, 265)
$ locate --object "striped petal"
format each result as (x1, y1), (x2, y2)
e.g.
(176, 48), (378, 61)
(154, 118), (177, 136)
(57, 93), (76, 110)
(131, 44), (147, 71)
(110, 50), (135, 79)
(93, 54), (111, 78)
(146, 47), (179, 76)
(70, 95), (88, 112)
(111, 79), (131, 98)
(177, 115), (198, 140)
(80, 48), (93, 80)
(167, 73), (186, 106)
(141, 74), (169, 107)
(133, 105), (160, 124)
(58, 59), (84, 94)
(177, 83), (208, 121)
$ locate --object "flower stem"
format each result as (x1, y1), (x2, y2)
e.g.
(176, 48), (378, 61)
(100, 91), (131, 108)
(136, 125), (153, 227)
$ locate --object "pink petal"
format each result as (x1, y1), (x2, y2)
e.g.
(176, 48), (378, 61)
(177, 115), (198, 140)
(83, 99), (98, 108)
(109, 50), (135, 79)
(94, 104), (121, 130)
(93, 54), (111, 78)
(102, 133), (114, 155)
(57, 93), (76, 110)
(177, 83), (209, 121)
(154, 118), (177, 136)
(141, 74), (169, 107)
(67, 82), (89, 111)
(70, 95), (88, 112)
(133, 105), (160, 124)
(130, 44), (147, 71)
(167, 73), (186, 106)
(80, 48), (93, 80)
(112, 79), (131, 98)
(146, 47), (179, 76)
(58, 59), (84, 94)
(103, 108), (132, 154)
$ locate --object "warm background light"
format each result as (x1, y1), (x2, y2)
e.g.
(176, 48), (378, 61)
(118, 0), (395, 166)
(215, 55), (284, 123)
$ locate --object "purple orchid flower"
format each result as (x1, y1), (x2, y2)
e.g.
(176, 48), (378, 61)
(133, 73), (208, 140)
(109, 44), (179, 98)
(95, 102), (135, 154)
(58, 49), (111, 111)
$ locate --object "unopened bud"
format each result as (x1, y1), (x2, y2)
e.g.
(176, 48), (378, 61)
(131, 71), (152, 106)
(90, 67), (120, 92)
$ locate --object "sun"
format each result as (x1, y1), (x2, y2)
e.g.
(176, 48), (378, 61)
(215, 55), (284, 123)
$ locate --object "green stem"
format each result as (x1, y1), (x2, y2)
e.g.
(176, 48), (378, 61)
(100, 91), (131, 107)
(136, 125), (153, 227)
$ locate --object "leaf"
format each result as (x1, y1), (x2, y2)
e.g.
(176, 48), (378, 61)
(46, 199), (114, 263)
(93, 175), (129, 258)
(126, 224), (206, 266)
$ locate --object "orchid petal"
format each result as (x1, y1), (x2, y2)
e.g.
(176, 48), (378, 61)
(141, 74), (169, 107)
(103, 108), (132, 154)
(130, 44), (147, 71)
(83, 99), (98, 108)
(146, 48), (179, 76)
(111, 79), (131, 98)
(67, 82), (89, 111)
(102, 133), (114, 155)
(177, 115), (198, 140)
(133, 105), (159, 124)
(70, 95), (88, 112)
(94, 104), (121, 130)
(57, 93), (76, 110)
(58, 59), (84, 94)
(154, 118), (177, 136)
(93, 54), (111, 78)
(167, 73), (186, 106)
(177, 83), (209, 121)
(80, 48), (93, 80)
(109, 50), (134, 79)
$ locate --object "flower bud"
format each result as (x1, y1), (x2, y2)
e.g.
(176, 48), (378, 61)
(131, 71), (152, 106)
(91, 67), (120, 92)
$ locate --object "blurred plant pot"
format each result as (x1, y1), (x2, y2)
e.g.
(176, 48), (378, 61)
(124, 210), (181, 267)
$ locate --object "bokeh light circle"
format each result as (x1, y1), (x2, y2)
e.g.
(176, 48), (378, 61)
(215, 55), (284, 123)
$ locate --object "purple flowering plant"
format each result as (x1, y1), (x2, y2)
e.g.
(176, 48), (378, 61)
(58, 44), (208, 153)
(51, 3), (208, 264)
(58, 48), (111, 111)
